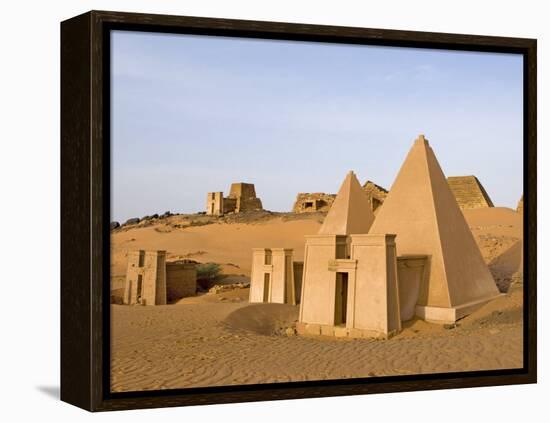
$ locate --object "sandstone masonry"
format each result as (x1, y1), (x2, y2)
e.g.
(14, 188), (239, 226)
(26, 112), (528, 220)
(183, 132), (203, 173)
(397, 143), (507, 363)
(206, 182), (263, 216)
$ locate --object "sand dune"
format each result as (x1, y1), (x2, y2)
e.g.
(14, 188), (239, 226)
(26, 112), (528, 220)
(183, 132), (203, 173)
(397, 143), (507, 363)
(111, 214), (322, 279)
(111, 208), (521, 282)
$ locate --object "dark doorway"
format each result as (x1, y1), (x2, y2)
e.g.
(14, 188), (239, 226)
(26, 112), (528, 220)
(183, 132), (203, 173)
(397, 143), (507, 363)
(136, 274), (143, 302)
(334, 272), (348, 325)
(263, 273), (271, 302)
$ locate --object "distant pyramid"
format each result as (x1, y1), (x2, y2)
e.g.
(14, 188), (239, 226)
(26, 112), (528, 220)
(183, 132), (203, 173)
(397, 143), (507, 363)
(369, 135), (499, 321)
(319, 171), (375, 235)
(447, 175), (494, 210)
(517, 194), (524, 213)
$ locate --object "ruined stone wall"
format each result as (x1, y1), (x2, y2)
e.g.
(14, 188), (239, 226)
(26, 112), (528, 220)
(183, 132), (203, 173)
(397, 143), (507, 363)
(166, 262), (197, 301)
(222, 197), (237, 214)
(292, 193), (336, 213)
(447, 176), (494, 210)
(293, 181), (387, 214)
(362, 181), (388, 212)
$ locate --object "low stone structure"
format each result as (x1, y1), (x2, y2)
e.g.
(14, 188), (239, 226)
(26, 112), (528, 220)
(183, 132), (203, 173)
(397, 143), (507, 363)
(249, 248), (303, 305)
(447, 175), (494, 210)
(206, 182), (263, 216)
(124, 250), (167, 306)
(292, 193), (336, 213)
(124, 250), (197, 305)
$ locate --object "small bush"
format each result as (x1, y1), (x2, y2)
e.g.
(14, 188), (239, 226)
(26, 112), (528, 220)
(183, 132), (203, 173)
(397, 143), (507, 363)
(196, 262), (222, 290)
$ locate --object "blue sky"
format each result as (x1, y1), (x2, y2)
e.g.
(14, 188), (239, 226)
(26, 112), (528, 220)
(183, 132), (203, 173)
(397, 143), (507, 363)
(111, 30), (523, 222)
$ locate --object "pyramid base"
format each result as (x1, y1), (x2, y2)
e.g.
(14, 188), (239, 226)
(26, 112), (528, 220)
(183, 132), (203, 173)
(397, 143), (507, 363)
(295, 322), (398, 340)
(415, 294), (502, 324)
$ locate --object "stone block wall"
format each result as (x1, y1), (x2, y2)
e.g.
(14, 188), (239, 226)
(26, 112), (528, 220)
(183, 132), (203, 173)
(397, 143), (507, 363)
(166, 262), (197, 302)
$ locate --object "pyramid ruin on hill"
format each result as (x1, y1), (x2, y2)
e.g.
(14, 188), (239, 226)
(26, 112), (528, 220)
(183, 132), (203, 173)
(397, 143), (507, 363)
(206, 182), (263, 216)
(447, 175), (494, 210)
(369, 135), (500, 323)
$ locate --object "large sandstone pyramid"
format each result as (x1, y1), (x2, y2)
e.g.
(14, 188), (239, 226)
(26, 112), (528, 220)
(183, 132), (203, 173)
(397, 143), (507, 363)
(319, 171), (375, 235)
(447, 175), (494, 210)
(369, 135), (499, 321)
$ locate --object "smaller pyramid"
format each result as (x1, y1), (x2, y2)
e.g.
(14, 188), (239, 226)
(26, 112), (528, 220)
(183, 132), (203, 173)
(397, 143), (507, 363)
(319, 171), (375, 235)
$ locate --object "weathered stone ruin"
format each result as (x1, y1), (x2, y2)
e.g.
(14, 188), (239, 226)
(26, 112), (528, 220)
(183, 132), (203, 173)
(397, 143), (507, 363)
(123, 250), (197, 305)
(124, 251), (166, 306)
(292, 181), (388, 214)
(447, 175), (494, 210)
(362, 180), (388, 212)
(206, 182), (263, 216)
(292, 193), (336, 213)
(293, 135), (499, 339)
(249, 248), (303, 305)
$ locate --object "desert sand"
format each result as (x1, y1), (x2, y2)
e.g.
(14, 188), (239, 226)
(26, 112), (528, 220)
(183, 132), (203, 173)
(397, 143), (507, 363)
(110, 207), (523, 392)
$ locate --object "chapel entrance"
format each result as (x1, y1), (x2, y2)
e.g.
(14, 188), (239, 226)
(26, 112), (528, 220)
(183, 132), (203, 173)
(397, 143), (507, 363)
(263, 273), (271, 302)
(334, 272), (349, 325)
(136, 274), (143, 303)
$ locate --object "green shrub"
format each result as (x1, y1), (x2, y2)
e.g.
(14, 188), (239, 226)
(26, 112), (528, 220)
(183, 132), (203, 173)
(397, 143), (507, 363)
(196, 262), (222, 289)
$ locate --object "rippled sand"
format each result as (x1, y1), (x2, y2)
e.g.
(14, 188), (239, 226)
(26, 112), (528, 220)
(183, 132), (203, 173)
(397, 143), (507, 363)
(111, 284), (523, 392)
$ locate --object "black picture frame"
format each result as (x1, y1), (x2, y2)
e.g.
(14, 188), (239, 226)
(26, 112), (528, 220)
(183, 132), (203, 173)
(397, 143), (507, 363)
(60, 10), (537, 412)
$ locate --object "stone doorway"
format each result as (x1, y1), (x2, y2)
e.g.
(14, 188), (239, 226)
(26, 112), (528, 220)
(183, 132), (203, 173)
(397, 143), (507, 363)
(263, 273), (271, 302)
(136, 274), (143, 303)
(334, 272), (349, 325)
